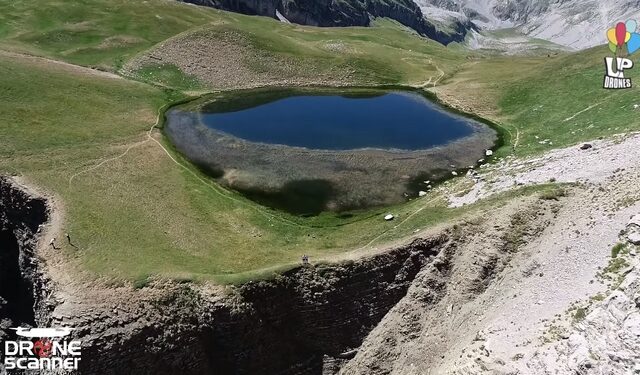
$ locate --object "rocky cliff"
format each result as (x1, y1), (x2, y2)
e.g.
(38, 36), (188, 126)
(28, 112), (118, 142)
(179, 0), (470, 44)
(60, 236), (451, 374)
(0, 178), (51, 341)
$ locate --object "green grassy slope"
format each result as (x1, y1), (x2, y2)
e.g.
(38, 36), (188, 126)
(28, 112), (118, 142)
(123, 17), (470, 90)
(0, 0), (220, 69)
(501, 47), (640, 155)
(436, 46), (640, 156)
(0, 1), (466, 86)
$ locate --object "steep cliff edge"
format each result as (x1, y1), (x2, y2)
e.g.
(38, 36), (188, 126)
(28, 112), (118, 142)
(0, 177), (53, 347)
(72, 236), (449, 374)
(179, 0), (470, 45)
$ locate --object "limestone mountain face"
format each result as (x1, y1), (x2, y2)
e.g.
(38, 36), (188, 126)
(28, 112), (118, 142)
(414, 0), (640, 49)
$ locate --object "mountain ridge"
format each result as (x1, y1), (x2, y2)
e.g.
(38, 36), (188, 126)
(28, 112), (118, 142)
(415, 0), (640, 49)
(179, 0), (472, 44)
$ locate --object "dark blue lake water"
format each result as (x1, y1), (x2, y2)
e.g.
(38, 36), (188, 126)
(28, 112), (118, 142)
(199, 92), (475, 150)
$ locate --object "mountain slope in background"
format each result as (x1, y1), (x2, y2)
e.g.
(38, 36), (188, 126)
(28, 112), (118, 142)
(180, 0), (471, 44)
(415, 0), (640, 49)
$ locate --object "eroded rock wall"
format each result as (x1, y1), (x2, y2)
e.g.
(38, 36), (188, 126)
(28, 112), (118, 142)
(0, 177), (51, 362)
(75, 236), (450, 374)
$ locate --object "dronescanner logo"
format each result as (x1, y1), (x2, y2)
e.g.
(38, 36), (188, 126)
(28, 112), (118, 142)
(3, 327), (81, 371)
(604, 20), (640, 89)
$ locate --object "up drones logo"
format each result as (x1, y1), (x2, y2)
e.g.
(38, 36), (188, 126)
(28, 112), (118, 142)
(604, 20), (640, 89)
(3, 327), (81, 371)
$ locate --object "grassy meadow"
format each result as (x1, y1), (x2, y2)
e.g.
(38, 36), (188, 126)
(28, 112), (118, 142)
(436, 46), (640, 157)
(1, 0), (638, 284)
(1, 52), (540, 283)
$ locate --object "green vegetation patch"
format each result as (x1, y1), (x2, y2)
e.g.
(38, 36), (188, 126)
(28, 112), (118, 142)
(0, 0), (223, 69)
(611, 242), (626, 258)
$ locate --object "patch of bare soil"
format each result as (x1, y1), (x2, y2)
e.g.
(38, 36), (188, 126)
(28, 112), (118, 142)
(96, 35), (146, 50)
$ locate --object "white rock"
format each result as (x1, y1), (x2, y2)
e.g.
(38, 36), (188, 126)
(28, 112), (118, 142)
(619, 274), (638, 292)
(605, 291), (632, 321)
(451, 171), (458, 176)
(623, 312), (640, 338)
(567, 334), (590, 370)
(628, 214), (640, 228)
(628, 231), (640, 245)
(418, 191), (427, 197)
(384, 214), (395, 221)
(485, 150), (493, 156)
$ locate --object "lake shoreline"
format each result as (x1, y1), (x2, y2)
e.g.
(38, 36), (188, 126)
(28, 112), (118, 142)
(163, 86), (501, 215)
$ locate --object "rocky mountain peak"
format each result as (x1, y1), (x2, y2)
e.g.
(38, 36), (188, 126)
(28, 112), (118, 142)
(415, 0), (640, 49)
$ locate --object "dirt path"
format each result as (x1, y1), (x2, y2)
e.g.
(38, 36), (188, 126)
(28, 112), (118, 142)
(68, 103), (309, 228)
(563, 99), (606, 122)
(418, 58), (445, 88)
(0, 49), (122, 80)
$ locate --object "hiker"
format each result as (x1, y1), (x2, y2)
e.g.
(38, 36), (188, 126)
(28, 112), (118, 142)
(301, 254), (309, 266)
(49, 237), (57, 250)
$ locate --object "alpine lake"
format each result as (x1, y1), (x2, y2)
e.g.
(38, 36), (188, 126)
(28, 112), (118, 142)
(165, 88), (498, 216)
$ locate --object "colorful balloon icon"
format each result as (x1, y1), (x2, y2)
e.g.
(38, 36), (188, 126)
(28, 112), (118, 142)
(607, 20), (640, 55)
(608, 27), (618, 45)
(616, 22), (627, 47)
(606, 28), (629, 45)
(609, 41), (618, 54)
(628, 32), (640, 54)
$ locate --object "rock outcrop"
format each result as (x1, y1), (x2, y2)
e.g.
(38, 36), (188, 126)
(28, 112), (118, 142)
(0, 177), (53, 364)
(527, 246), (640, 374)
(339, 196), (558, 374)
